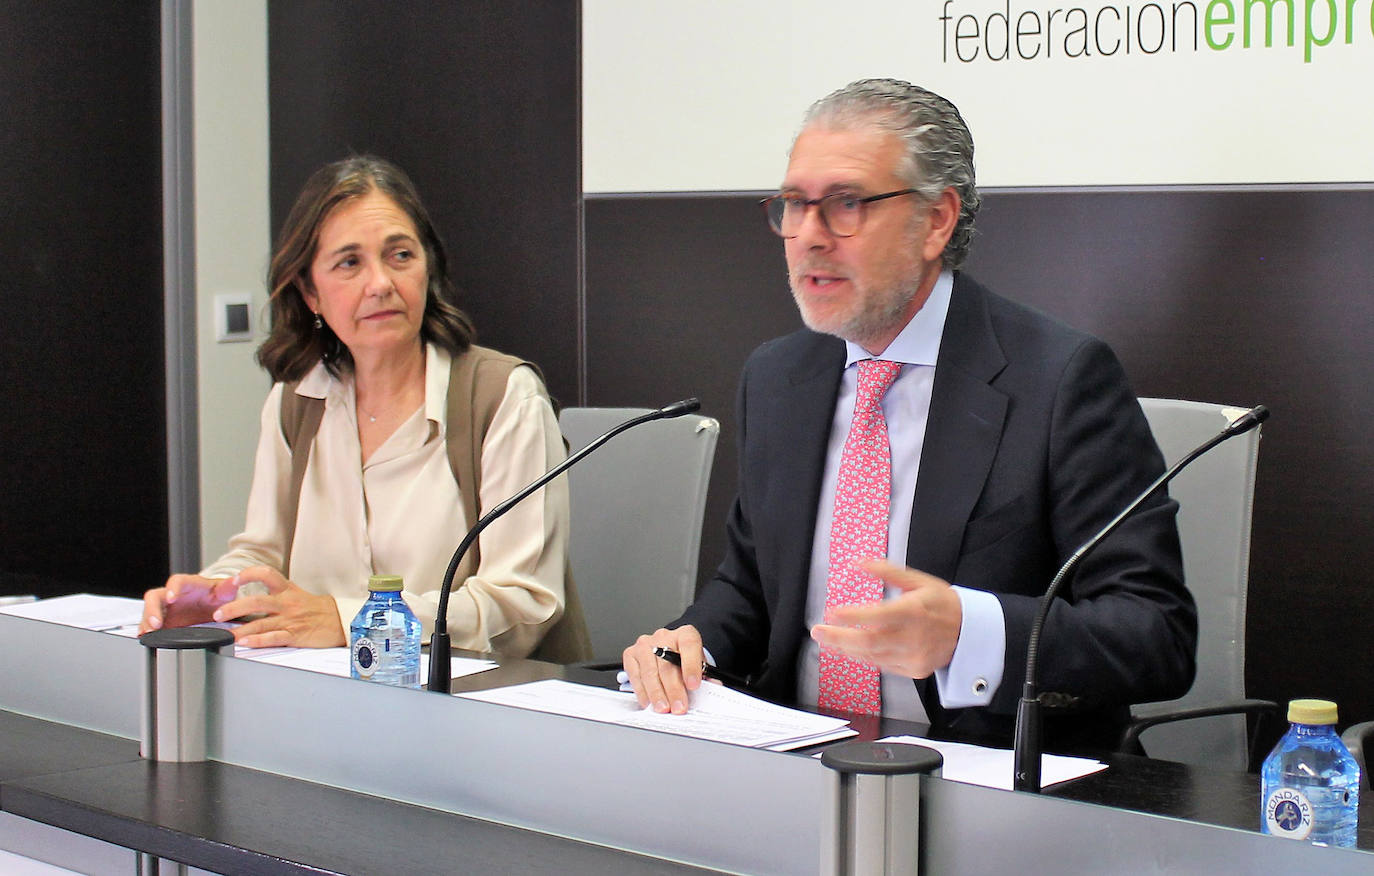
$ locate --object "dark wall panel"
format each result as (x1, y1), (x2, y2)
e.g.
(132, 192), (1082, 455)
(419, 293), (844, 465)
(584, 188), (1374, 732)
(584, 195), (800, 614)
(0, 1), (168, 596)
(969, 189), (1374, 737)
(268, 1), (581, 405)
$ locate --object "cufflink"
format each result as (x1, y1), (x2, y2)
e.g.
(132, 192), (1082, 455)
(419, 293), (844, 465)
(972, 677), (988, 695)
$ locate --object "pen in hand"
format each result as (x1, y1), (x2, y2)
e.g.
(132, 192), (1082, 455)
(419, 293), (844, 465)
(653, 646), (749, 689)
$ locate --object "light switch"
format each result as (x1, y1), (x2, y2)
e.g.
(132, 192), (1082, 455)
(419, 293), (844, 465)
(214, 293), (254, 343)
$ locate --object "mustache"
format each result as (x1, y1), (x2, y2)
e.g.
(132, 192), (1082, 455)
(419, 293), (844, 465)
(790, 259), (846, 280)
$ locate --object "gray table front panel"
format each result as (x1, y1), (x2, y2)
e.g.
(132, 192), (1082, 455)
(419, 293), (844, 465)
(921, 775), (1372, 874)
(208, 654), (826, 874)
(0, 615), (141, 738)
(6, 615), (1371, 874)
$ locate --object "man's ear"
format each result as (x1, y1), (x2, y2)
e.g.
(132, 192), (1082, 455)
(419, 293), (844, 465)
(921, 187), (961, 263)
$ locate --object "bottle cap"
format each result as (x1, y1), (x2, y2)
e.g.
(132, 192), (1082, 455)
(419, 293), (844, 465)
(1287, 698), (1338, 725)
(368, 574), (404, 593)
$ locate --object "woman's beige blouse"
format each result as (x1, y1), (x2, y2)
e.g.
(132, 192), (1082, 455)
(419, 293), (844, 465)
(200, 344), (569, 656)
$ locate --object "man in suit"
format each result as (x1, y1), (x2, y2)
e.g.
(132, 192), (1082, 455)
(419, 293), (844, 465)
(622, 79), (1196, 753)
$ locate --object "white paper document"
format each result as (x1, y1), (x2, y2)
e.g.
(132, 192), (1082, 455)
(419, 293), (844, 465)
(459, 678), (856, 750)
(877, 735), (1106, 790)
(1, 595), (497, 686)
(241, 646), (497, 685)
(0, 593), (144, 631)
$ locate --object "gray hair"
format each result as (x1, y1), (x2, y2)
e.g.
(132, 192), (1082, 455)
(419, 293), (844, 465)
(801, 79), (980, 269)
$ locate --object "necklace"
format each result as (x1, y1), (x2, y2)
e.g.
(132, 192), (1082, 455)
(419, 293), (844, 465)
(356, 365), (423, 427)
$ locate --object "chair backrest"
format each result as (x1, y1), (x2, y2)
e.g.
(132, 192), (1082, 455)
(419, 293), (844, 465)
(1131, 398), (1263, 768)
(1340, 720), (1372, 791)
(558, 407), (720, 661)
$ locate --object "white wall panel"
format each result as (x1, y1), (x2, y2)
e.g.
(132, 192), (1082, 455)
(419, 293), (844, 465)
(585, 0), (1374, 191)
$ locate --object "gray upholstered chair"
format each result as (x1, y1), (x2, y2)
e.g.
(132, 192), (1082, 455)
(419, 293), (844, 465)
(1340, 720), (1372, 790)
(1117, 398), (1277, 771)
(558, 407), (719, 663)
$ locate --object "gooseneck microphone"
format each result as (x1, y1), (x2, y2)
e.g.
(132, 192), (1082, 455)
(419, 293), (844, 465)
(1012, 404), (1269, 792)
(426, 398), (703, 692)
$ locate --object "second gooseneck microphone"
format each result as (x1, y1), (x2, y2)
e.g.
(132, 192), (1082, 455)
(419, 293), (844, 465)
(1012, 404), (1269, 792)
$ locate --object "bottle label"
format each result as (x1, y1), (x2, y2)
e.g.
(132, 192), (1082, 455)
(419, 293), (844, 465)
(352, 636), (380, 678)
(1264, 787), (1314, 840)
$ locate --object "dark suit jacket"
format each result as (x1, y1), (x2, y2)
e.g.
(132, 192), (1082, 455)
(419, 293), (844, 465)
(676, 273), (1197, 754)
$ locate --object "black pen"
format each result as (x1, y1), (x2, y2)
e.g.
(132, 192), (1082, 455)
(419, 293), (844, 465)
(653, 646), (750, 689)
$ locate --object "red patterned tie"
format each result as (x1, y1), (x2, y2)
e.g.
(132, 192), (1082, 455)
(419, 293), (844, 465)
(818, 359), (903, 716)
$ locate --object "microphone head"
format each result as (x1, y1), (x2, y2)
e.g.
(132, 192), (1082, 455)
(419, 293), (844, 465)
(1225, 404), (1270, 436)
(656, 398), (702, 418)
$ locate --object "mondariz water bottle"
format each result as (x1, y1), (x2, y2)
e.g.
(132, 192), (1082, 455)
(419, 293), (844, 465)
(1260, 698), (1361, 847)
(349, 574), (421, 689)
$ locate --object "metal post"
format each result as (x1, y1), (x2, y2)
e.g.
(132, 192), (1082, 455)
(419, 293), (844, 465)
(161, 0), (199, 574)
(820, 741), (944, 876)
(139, 627), (234, 762)
(138, 851), (189, 875)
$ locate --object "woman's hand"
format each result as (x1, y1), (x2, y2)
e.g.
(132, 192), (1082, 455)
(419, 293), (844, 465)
(140, 574), (239, 634)
(212, 566), (345, 648)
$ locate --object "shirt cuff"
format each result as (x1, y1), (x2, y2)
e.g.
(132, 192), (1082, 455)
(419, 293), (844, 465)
(933, 586), (1005, 708)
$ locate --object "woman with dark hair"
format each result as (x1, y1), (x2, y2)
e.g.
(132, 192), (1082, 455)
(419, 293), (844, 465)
(140, 156), (585, 660)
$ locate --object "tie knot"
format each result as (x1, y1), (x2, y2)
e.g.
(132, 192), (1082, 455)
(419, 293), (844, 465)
(855, 359), (903, 406)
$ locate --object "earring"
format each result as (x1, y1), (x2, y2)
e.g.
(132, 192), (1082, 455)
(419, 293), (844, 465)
(313, 313), (323, 330)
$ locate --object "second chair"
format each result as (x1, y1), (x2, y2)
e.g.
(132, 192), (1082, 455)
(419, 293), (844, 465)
(558, 406), (720, 663)
(1118, 398), (1277, 770)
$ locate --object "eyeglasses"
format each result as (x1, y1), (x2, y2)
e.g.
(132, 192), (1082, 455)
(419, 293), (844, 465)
(760, 189), (920, 238)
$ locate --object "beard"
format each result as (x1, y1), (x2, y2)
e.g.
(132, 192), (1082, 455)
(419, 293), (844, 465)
(788, 252), (924, 349)
(785, 209), (938, 350)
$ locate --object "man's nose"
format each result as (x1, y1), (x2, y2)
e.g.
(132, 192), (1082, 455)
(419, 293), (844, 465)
(792, 203), (835, 250)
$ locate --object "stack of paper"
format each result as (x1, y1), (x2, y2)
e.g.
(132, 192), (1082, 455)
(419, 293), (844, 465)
(459, 678), (856, 750)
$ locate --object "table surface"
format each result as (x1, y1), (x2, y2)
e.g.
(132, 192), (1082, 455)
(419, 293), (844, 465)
(3, 653), (1371, 875)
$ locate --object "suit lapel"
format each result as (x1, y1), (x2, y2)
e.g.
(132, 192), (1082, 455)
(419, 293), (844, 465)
(907, 275), (1009, 582)
(769, 335), (845, 647)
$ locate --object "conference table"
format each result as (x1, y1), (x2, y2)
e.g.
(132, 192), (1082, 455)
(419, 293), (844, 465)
(1, 610), (1371, 874)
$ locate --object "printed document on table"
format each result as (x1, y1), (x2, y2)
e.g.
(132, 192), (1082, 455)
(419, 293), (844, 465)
(877, 735), (1106, 789)
(0, 594), (144, 631)
(459, 679), (855, 750)
(0, 597), (497, 685)
(241, 647), (497, 684)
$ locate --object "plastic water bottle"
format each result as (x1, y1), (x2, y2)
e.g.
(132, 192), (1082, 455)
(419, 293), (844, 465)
(1260, 698), (1361, 847)
(349, 574), (421, 689)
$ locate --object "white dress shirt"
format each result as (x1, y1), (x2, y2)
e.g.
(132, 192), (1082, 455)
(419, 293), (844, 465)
(797, 270), (1006, 721)
(200, 344), (569, 657)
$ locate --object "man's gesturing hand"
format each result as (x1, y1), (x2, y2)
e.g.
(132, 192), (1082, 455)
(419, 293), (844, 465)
(810, 560), (962, 679)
